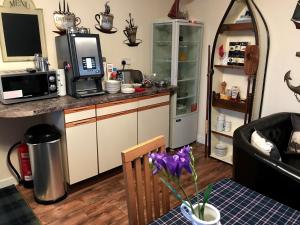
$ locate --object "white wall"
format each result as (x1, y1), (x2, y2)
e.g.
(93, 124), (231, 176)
(184, 0), (300, 143)
(0, 0), (173, 186)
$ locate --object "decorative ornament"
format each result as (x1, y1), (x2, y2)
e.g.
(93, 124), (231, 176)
(168, 0), (187, 19)
(95, 1), (116, 33)
(284, 70), (300, 102)
(219, 45), (225, 58)
(123, 13), (142, 47)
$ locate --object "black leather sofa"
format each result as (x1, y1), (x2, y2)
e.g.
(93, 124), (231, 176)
(233, 112), (300, 210)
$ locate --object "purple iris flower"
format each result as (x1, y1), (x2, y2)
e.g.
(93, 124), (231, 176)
(149, 145), (193, 177)
(164, 155), (179, 177)
(149, 152), (167, 174)
(177, 145), (191, 157)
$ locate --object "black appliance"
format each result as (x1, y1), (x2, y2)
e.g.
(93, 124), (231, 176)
(55, 33), (105, 98)
(0, 70), (57, 104)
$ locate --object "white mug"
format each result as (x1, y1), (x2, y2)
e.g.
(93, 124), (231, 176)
(217, 114), (225, 121)
(216, 120), (224, 132)
(224, 121), (232, 132)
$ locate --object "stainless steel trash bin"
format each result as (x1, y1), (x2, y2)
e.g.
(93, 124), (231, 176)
(25, 124), (67, 204)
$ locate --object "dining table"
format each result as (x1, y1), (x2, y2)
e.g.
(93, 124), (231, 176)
(149, 179), (300, 225)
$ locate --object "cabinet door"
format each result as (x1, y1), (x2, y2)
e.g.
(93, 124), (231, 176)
(97, 112), (137, 173)
(152, 22), (173, 82)
(65, 118), (98, 184)
(138, 104), (170, 146)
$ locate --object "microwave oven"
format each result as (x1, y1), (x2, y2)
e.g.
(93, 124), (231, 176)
(0, 70), (58, 104)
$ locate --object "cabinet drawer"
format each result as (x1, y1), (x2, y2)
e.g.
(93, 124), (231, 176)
(64, 105), (96, 123)
(96, 99), (138, 116)
(138, 93), (170, 108)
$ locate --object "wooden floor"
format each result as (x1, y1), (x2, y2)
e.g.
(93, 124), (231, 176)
(18, 143), (232, 225)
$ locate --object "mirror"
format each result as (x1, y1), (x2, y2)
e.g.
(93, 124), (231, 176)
(0, 0), (47, 62)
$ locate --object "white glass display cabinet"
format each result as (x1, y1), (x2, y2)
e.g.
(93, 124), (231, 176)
(152, 19), (204, 148)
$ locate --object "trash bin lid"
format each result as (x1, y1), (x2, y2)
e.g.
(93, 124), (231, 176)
(24, 124), (61, 144)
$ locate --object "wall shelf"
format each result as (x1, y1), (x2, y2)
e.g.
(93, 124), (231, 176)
(212, 92), (247, 113)
(214, 64), (244, 70)
(220, 23), (254, 33)
(211, 130), (233, 139)
(210, 152), (233, 165)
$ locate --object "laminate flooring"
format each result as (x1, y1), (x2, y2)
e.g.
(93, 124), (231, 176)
(18, 143), (232, 225)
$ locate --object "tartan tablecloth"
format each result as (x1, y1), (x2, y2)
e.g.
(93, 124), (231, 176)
(149, 179), (300, 225)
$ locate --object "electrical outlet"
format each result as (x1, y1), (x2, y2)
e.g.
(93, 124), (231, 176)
(121, 58), (131, 65)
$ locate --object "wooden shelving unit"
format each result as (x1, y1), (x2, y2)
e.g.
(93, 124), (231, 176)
(220, 23), (254, 33)
(206, 0), (261, 165)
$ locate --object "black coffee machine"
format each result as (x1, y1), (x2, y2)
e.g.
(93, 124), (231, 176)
(55, 33), (105, 98)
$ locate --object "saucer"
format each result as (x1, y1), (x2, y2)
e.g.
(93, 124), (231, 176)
(123, 39), (142, 47)
(95, 24), (117, 34)
(53, 30), (66, 35)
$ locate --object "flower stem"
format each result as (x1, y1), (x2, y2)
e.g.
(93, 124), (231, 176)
(178, 183), (195, 215)
(190, 152), (201, 219)
(193, 169), (201, 219)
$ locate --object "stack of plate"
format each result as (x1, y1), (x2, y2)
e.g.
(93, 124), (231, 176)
(106, 80), (121, 94)
(215, 143), (228, 157)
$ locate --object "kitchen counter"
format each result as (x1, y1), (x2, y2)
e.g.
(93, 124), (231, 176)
(0, 86), (175, 118)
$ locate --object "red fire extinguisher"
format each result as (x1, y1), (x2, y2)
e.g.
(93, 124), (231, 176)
(7, 142), (33, 188)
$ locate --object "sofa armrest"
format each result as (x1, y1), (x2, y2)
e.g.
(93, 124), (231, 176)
(253, 153), (300, 183)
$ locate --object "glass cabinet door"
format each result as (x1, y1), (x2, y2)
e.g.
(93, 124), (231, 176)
(176, 25), (202, 116)
(152, 23), (172, 82)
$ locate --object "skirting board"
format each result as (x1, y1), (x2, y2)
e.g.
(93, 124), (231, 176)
(0, 176), (17, 188)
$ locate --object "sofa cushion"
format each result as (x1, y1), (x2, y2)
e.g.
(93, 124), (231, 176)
(251, 130), (281, 161)
(287, 114), (300, 154)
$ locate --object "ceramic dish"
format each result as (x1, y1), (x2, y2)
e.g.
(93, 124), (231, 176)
(132, 83), (142, 88)
(121, 87), (135, 94)
(121, 84), (133, 89)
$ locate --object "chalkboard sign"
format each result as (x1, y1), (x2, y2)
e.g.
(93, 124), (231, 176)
(0, 0), (47, 61)
(2, 13), (42, 57)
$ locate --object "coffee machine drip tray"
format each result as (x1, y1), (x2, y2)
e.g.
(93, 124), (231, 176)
(75, 89), (105, 98)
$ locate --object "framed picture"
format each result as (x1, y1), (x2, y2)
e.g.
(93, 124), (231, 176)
(0, 0), (47, 61)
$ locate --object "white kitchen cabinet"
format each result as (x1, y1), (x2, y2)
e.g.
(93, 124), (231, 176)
(64, 106), (98, 184)
(138, 93), (170, 146)
(96, 100), (138, 173)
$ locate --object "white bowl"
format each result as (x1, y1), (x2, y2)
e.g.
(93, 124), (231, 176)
(121, 87), (135, 94)
(132, 83), (142, 88)
(122, 84), (133, 89)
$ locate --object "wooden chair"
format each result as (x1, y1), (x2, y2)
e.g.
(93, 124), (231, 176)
(122, 135), (170, 225)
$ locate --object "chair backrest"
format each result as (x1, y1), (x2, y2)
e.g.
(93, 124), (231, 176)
(122, 135), (170, 225)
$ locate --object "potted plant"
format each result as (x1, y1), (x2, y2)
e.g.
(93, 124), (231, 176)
(149, 146), (220, 225)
